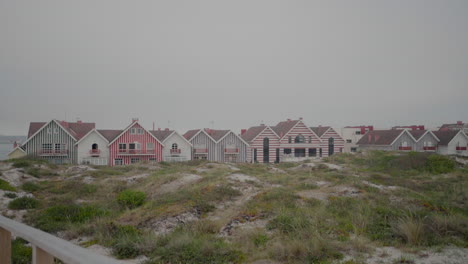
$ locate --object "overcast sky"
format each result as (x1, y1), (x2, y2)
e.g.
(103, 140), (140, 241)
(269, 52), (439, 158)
(1, 0), (467, 135)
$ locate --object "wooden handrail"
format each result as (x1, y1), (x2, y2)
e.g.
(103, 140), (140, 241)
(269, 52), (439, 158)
(0, 215), (123, 264)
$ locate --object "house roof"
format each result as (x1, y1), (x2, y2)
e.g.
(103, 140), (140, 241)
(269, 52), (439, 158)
(241, 125), (268, 143)
(272, 120), (300, 137)
(439, 122), (467, 131)
(27, 120), (95, 141)
(183, 129), (201, 141)
(150, 130), (174, 142)
(310, 126), (331, 138)
(432, 130), (462, 146)
(408, 130), (427, 141)
(357, 130), (405, 145)
(204, 129), (230, 141)
(97, 130), (122, 142)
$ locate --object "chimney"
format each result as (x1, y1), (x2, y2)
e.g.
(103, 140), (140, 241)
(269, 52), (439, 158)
(457, 121), (463, 125)
(287, 118), (291, 122)
(76, 119), (82, 124)
(299, 117), (303, 120)
(13, 141), (18, 148)
(132, 118), (139, 122)
(241, 129), (247, 135)
(165, 128), (169, 131)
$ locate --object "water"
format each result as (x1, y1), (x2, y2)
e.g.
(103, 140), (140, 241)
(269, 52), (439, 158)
(0, 143), (13, 160)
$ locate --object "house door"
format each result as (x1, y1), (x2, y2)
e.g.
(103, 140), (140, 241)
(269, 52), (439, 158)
(275, 148), (280, 163)
(309, 148), (317, 157)
(328, 138), (334, 156)
(253, 149), (257, 163)
(263, 137), (269, 163)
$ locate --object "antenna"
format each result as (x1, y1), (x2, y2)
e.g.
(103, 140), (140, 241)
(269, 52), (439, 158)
(210, 120), (214, 129)
(168, 120), (171, 129)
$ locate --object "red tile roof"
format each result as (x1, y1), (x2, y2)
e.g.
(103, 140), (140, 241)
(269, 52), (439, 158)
(183, 129), (201, 140)
(272, 120), (300, 138)
(241, 125), (267, 143)
(357, 130), (404, 145)
(28, 122), (47, 138)
(97, 129), (122, 142)
(150, 130), (174, 142)
(432, 130), (460, 146)
(310, 126), (330, 138)
(28, 120), (95, 140)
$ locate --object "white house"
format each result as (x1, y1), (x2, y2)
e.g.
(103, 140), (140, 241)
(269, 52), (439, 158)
(151, 129), (192, 162)
(433, 130), (468, 157)
(76, 129), (110, 165)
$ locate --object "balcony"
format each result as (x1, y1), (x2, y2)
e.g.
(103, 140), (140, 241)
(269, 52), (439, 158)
(456, 146), (467, 151)
(423, 146), (436, 151)
(39, 149), (68, 156)
(118, 149), (155, 155)
(170, 149), (181, 156)
(224, 148), (239, 154)
(89, 149), (101, 157)
(194, 148), (208, 154)
(398, 146), (412, 151)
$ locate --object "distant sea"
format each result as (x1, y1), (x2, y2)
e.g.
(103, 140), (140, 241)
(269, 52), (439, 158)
(0, 143), (12, 161)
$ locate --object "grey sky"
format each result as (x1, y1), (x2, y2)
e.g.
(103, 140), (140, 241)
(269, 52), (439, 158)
(1, 0), (467, 135)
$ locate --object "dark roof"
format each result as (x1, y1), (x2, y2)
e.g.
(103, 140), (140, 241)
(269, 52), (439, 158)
(407, 130), (427, 141)
(439, 122), (467, 131)
(310, 126), (330, 138)
(204, 129), (230, 141)
(432, 130), (460, 145)
(97, 130), (122, 142)
(357, 130), (404, 145)
(241, 125), (267, 142)
(28, 122), (47, 138)
(183, 129), (201, 140)
(150, 130), (174, 142)
(272, 120), (300, 137)
(28, 120), (95, 140)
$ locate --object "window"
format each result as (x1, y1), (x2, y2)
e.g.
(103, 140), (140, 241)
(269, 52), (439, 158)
(402, 141), (408, 147)
(346, 139), (352, 143)
(295, 134), (305, 143)
(147, 142), (154, 150)
(42, 143), (52, 153)
(172, 143), (178, 150)
(263, 137), (269, 148)
(92, 143), (98, 150)
(47, 128), (52, 134)
(284, 148), (292, 154)
(288, 136), (292, 143)
(53, 128), (59, 134)
(119, 143), (127, 152)
(351, 147), (357, 152)
(129, 143), (136, 150)
(309, 148), (317, 157)
(130, 128), (136, 134)
(131, 158), (140, 164)
(149, 158), (157, 163)
(55, 143), (61, 153)
(137, 128), (144, 134)
(355, 131), (361, 135)
(114, 159), (123, 165)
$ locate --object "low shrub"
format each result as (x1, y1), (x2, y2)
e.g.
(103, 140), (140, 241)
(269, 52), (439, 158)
(4, 192), (17, 199)
(117, 190), (146, 209)
(0, 178), (16, 191)
(8, 197), (40, 210)
(393, 214), (425, 245)
(32, 204), (106, 232)
(21, 182), (41, 192)
(426, 155), (455, 174)
(12, 159), (32, 168)
(12, 238), (32, 264)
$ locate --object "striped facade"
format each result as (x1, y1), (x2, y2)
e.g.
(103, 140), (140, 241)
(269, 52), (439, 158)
(245, 127), (280, 164)
(278, 121), (322, 159)
(317, 128), (345, 157)
(108, 122), (163, 166)
(216, 131), (248, 163)
(22, 120), (79, 164)
(187, 130), (217, 161)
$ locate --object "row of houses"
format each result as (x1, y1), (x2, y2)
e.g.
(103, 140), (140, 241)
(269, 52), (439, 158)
(8, 119), (468, 165)
(8, 118), (346, 166)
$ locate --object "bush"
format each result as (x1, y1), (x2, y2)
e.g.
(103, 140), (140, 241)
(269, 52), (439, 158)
(393, 214), (425, 245)
(21, 182), (41, 192)
(12, 238), (32, 264)
(33, 204), (106, 232)
(8, 197), (40, 210)
(117, 190), (146, 209)
(426, 155), (455, 174)
(0, 178), (16, 191)
(4, 192), (17, 199)
(12, 159), (32, 168)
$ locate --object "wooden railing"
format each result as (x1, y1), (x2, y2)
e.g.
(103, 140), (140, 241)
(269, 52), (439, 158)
(0, 215), (122, 264)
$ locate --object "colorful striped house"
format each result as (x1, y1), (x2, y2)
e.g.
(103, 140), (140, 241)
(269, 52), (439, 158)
(108, 119), (164, 166)
(310, 126), (345, 156)
(20, 120), (95, 164)
(183, 129), (248, 162)
(241, 125), (280, 163)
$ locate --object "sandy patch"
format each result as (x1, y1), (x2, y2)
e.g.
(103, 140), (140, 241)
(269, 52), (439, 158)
(153, 174), (202, 195)
(1, 168), (38, 187)
(120, 173), (150, 184)
(147, 209), (200, 235)
(362, 180), (398, 191)
(297, 185), (362, 203)
(228, 173), (260, 183)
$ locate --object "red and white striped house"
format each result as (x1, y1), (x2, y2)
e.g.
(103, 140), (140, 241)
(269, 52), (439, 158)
(241, 125), (281, 163)
(310, 126), (345, 156)
(107, 119), (163, 166)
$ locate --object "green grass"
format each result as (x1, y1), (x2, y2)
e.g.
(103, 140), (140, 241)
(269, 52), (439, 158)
(12, 238), (33, 264)
(117, 190), (146, 209)
(8, 197), (40, 210)
(0, 178), (16, 191)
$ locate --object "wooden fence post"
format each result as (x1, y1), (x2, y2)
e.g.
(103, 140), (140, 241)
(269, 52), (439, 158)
(33, 246), (54, 264)
(0, 227), (12, 264)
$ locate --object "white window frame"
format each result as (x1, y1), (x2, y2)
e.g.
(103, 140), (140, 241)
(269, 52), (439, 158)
(114, 159), (123, 165)
(130, 128), (136, 134)
(130, 158), (140, 164)
(137, 128), (144, 134)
